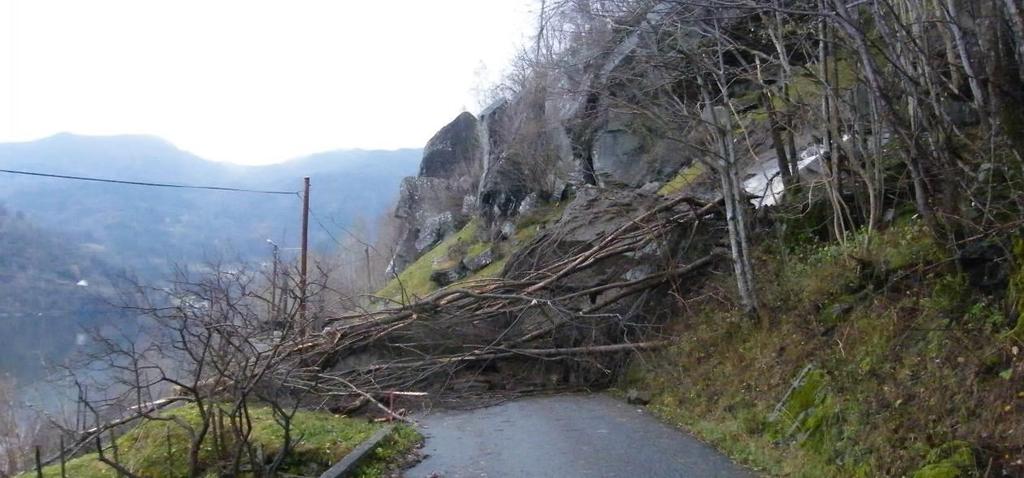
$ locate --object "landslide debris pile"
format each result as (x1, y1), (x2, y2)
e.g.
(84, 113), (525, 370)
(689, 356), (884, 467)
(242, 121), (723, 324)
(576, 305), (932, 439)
(293, 191), (726, 404)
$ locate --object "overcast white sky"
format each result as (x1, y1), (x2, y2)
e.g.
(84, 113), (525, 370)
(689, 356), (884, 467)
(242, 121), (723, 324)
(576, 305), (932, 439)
(0, 1), (535, 165)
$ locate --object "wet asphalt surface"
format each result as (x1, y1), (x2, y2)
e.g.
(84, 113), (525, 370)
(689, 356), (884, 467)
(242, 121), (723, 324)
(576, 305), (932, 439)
(405, 394), (754, 478)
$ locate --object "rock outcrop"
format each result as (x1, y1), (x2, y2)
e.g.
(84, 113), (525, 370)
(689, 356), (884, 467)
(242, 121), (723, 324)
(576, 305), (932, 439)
(386, 0), (808, 275)
(418, 111), (482, 181)
(476, 95), (576, 228)
(390, 177), (466, 273)
(389, 113), (484, 273)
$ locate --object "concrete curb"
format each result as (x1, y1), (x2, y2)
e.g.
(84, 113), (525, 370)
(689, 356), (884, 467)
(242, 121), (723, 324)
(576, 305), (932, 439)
(318, 424), (395, 478)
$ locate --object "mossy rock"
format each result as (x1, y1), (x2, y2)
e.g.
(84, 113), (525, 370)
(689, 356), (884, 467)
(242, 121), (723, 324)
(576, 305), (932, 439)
(658, 162), (707, 196)
(911, 441), (976, 478)
(429, 256), (468, 286)
(767, 367), (841, 452)
(786, 368), (827, 418)
(819, 297), (857, 326)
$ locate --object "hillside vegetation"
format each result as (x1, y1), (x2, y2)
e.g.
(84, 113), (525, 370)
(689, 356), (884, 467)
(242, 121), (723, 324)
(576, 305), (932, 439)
(0, 136), (418, 383)
(22, 404), (420, 478)
(376, 202), (566, 303)
(0, 203), (121, 381)
(624, 217), (1023, 476)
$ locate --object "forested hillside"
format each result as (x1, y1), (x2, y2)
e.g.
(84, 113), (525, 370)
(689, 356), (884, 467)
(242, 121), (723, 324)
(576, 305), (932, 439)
(0, 203), (119, 381)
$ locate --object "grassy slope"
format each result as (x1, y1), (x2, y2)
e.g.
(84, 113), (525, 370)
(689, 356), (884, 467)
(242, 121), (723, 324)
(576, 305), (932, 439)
(376, 202), (567, 302)
(25, 405), (420, 478)
(623, 220), (1024, 477)
(376, 219), (486, 301)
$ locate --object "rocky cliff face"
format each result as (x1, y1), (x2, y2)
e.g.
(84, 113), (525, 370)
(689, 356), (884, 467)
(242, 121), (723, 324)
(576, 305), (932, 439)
(388, 30), (697, 274)
(386, 1), (817, 277)
(389, 113), (483, 273)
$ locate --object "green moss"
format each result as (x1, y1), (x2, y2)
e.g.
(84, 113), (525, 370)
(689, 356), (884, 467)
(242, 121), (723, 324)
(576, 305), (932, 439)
(658, 162), (707, 196)
(784, 59), (860, 108)
(932, 274), (970, 309)
(771, 219), (948, 312)
(911, 441), (975, 478)
(767, 368), (841, 453)
(466, 242), (490, 257)
(876, 220), (944, 270)
(431, 257), (460, 270)
(24, 405), (417, 478)
(913, 463), (964, 478)
(782, 369), (828, 425)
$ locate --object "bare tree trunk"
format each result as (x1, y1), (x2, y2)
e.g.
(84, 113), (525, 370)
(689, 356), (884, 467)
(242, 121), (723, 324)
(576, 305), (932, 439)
(758, 59), (793, 186)
(1002, 0), (1024, 78)
(831, 0), (939, 231)
(943, 0), (988, 119)
(765, 2), (797, 185)
(701, 24), (759, 316)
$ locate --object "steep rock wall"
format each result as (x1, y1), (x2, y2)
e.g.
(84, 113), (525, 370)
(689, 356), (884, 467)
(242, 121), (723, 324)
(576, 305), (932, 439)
(386, 0), (819, 275)
(389, 113), (483, 274)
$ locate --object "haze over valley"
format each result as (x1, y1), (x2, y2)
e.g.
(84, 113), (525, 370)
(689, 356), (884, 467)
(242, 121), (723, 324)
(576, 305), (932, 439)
(0, 133), (419, 380)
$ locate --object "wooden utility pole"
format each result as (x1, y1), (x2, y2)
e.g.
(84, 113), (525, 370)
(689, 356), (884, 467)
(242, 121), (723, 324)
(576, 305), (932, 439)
(364, 246), (372, 291)
(59, 436), (66, 478)
(268, 241), (279, 321)
(299, 177), (310, 330)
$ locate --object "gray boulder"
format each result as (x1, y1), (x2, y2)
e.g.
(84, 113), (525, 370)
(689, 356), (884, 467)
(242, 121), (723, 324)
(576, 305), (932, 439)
(477, 93), (577, 226)
(391, 177), (467, 273)
(464, 248), (496, 272)
(627, 389), (653, 406)
(590, 110), (688, 188)
(418, 111), (482, 180)
(390, 112), (486, 273)
(430, 257), (468, 286)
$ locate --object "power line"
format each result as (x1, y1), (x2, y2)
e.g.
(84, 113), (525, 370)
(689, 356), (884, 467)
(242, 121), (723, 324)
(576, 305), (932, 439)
(308, 206), (386, 257)
(308, 207), (345, 247)
(0, 168), (300, 195)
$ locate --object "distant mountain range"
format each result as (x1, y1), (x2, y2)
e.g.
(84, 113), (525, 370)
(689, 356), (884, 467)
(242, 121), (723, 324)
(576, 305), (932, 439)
(0, 133), (420, 381)
(0, 133), (421, 277)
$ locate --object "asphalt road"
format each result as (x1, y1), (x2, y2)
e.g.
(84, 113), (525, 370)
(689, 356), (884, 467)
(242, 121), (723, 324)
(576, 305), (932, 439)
(405, 394), (754, 478)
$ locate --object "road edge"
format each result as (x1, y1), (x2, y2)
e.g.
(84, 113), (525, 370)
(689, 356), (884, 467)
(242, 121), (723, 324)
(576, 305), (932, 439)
(319, 424), (396, 478)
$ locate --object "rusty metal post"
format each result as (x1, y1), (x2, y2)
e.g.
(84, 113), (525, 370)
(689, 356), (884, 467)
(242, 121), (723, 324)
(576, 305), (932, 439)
(299, 177), (310, 331)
